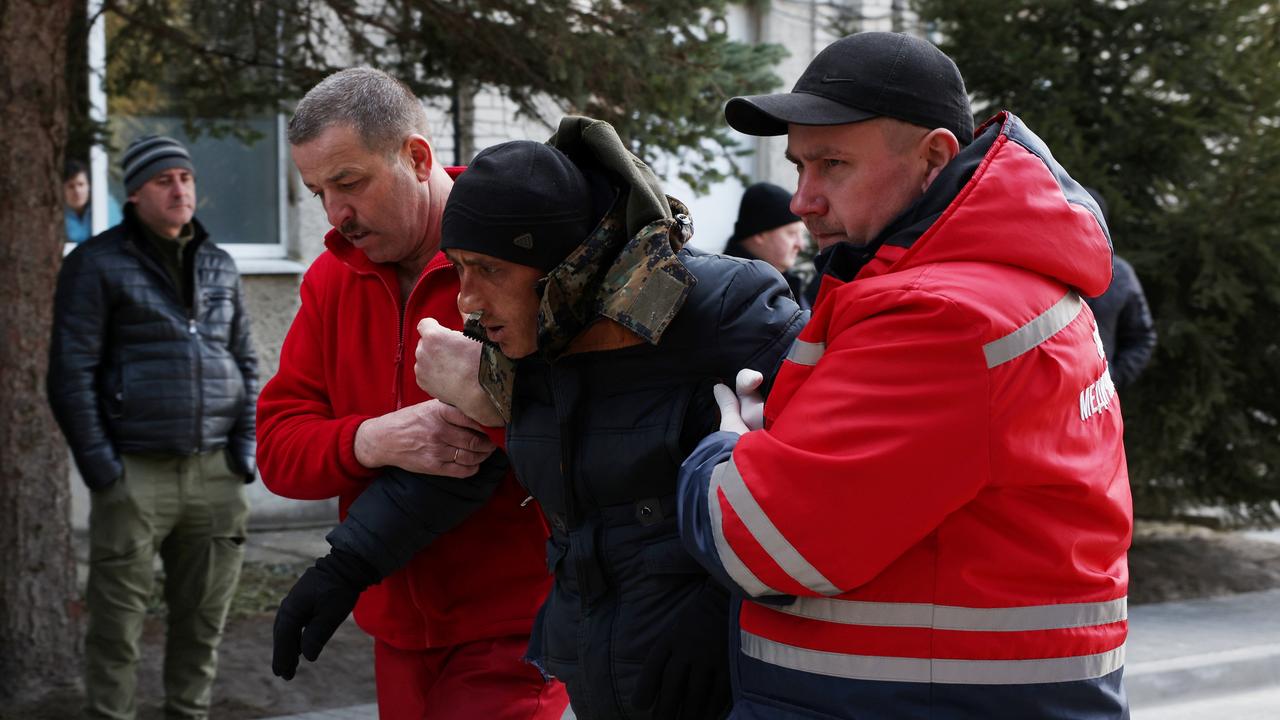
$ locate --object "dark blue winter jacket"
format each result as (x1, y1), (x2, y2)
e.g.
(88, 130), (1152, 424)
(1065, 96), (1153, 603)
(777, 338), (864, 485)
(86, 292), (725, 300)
(1085, 255), (1156, 388)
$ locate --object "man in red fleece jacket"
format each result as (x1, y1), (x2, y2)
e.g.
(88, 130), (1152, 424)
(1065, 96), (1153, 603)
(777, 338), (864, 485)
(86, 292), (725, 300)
(256, 67), (565, 720)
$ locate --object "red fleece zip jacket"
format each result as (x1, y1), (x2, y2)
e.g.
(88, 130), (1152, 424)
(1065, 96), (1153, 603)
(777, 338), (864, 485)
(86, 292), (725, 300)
(257, 212), (550, 650)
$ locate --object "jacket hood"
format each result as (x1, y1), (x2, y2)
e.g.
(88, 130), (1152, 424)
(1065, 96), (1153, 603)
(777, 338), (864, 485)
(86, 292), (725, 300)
(549, 116), (673, 237)
(817, 112), (1113, 299)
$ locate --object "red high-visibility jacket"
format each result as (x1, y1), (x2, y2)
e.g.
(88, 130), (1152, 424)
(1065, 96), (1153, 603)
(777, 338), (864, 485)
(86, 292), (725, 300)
(257, 224), (550, 651)
(679, 112), (1132, 718)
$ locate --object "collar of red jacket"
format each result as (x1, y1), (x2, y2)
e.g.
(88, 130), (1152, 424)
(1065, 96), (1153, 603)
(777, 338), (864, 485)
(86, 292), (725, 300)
(814, 111), (1113, 300)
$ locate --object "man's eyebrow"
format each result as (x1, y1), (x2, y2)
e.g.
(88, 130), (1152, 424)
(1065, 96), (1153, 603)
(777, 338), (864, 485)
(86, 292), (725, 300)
(786, 144), (848, 163)
(324, 168), (362, 184)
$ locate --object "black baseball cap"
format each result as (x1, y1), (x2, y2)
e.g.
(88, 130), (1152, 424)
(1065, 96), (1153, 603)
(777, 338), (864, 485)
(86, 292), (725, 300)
(726, 32), (974, 145)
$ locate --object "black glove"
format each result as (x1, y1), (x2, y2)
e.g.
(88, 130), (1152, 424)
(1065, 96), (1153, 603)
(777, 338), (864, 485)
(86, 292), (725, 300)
(632, 579), (732, 719)
(272, 547), (380, 680)
(326, 452), (511, 578)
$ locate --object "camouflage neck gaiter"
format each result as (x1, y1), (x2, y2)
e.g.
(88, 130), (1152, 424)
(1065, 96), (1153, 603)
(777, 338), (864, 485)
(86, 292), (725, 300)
(470, 194), (697, 422)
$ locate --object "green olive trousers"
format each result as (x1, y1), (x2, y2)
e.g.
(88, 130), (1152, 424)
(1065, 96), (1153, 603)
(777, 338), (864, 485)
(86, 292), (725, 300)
(84, 451), (249, 720)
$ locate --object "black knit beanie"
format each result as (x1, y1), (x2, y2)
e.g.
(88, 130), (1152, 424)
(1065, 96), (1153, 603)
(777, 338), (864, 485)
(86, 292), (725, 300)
(730, 182), (800, 244)
(442, 141), (601, 272)
(122, 135), (195, 194)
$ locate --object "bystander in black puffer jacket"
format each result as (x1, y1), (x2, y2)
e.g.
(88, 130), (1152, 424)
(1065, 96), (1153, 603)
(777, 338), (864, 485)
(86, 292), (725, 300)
(47, 204), (259, 490)
(1085, 255), (1156, 389)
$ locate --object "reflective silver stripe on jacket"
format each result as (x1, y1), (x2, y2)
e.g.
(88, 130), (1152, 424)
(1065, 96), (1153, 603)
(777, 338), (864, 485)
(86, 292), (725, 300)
(741, 631), (1126, 685)
(717, 457), (842, 596)
(786, 339), (826, 366)
(708, 461), (775, 597)
(983, 291), (1083, 368)
(770, 596), (1127, 632)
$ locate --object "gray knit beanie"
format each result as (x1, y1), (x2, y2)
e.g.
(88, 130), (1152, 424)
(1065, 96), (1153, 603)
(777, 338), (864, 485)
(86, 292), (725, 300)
(122, 135), (195, 194)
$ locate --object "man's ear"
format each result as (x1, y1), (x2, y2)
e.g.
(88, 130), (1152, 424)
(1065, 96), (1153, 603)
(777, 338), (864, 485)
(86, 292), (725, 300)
(406, 134), (434, 181)
(918, 128), (960, 192)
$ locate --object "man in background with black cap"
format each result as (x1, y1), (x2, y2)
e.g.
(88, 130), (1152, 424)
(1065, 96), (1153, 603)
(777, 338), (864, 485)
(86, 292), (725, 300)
(723, 182), (813, 309)
(676, 32), (1132, 718)
(48, 135), (258, 719)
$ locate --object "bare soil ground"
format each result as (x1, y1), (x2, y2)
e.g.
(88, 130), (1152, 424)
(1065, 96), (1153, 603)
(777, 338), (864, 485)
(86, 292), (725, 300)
(1128, 521), (1280, 604)
(8, 521), (1280, 719)
(4, 561), (375, 720)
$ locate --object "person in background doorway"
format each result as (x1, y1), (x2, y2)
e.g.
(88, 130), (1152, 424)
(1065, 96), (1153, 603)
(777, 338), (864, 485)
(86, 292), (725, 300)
(63, 158), (122, 243)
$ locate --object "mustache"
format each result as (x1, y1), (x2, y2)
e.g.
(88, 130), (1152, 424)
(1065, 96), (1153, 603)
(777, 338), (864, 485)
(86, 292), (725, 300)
(339, 220), (370, 236)
(804, 222), (843, 237)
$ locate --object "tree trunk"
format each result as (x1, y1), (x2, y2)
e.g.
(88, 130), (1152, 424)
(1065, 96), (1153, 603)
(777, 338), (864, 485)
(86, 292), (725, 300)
(0, 0), (82, 702)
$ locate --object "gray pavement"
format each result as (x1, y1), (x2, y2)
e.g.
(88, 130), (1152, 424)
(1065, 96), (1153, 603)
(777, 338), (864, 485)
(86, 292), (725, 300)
(206, 528), (1280, 719)
(255, 587), (1280, 719)
(1132, 685), (1280, 720)
(1127, 589), (1280, 713)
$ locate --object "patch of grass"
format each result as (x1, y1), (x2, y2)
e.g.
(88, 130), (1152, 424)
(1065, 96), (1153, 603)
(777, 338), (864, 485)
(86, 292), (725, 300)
(229, 561), (310, 620)
(94, 560), (310, 621)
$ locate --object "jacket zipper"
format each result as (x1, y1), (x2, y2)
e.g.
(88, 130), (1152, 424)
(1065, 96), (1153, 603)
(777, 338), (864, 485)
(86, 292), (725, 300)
(190, 250), (203, 454)
(124, 229), (204, 454)
(390, 264), (441, 410)
(190, 313), (202, 453)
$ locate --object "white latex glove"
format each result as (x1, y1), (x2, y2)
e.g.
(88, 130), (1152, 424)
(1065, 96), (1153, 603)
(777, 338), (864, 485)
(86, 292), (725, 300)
(713, 384), (750, 435)
(414, 317), (504, 427)
(735, 368), (765, 432)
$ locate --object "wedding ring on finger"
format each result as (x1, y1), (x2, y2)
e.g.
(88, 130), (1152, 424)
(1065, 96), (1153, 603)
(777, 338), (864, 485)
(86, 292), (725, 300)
(452, 447), (461, 463)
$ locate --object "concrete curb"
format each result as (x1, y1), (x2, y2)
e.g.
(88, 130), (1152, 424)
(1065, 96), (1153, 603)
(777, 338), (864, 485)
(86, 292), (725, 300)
(1127, 642), (1280, 706)
(1126, 589), (1280, 709)
(258, 705), (377, 720)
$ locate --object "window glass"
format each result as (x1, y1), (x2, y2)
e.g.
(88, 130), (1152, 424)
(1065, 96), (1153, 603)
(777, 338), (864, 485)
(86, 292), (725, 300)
(105, 115), (282, 247)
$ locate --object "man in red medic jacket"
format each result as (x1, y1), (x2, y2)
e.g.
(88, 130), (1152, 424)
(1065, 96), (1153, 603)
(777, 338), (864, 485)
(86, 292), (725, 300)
(677, 33), (1132, 719)
(256, 67), (567, 720)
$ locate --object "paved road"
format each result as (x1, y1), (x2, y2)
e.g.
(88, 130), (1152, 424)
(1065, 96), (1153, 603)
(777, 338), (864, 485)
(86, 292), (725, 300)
(254, 533), (1280, 720)
(1132, 686), (1280, 720)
